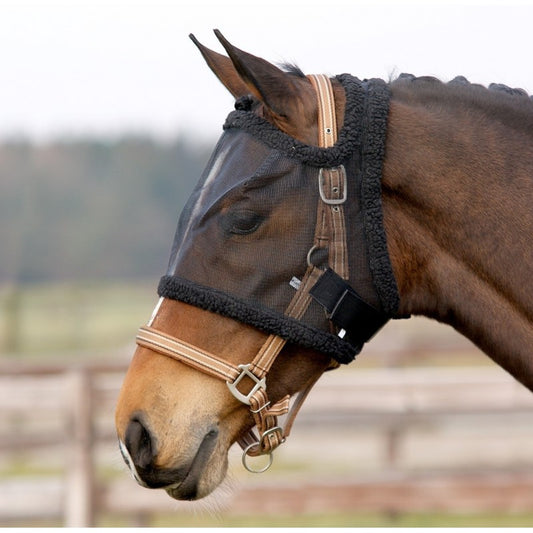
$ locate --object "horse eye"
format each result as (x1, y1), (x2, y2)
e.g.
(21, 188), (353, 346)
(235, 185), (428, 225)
(223, 209), (264, 235)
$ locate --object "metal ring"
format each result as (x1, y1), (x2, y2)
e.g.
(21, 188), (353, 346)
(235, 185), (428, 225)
(307, 244), (320, 267)
(241, 443), (274, 474)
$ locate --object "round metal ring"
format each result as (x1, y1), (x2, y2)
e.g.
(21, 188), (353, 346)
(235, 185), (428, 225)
(241, 443), (274, 474)
(306, 244), (320, 268)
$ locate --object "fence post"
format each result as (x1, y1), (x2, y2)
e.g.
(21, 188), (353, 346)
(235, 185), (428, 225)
(64, 368), (95, 527)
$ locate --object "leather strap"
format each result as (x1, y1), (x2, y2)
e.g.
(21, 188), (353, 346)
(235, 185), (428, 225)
(236, 265), (322, 456)
(308, 74), (337, 148)
(231, 77), (347, 457)
(136, 326), (240, 382)
(308, 74), (349, 281)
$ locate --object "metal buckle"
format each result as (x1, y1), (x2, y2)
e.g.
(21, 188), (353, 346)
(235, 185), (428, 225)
(318, 166), (347, 205)
(260, 426), (285, 448)
(226, 364), (266, 406)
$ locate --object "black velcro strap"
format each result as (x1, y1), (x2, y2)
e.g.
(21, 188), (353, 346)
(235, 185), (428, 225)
(309, 268), (389, 350)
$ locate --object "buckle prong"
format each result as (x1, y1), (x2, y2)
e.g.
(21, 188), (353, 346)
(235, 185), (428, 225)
(226, 364), (266, 406)
(260, 426), (285, 445)
(250, 401), (271, 414)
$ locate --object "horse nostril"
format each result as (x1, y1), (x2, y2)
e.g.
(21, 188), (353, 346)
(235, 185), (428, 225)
(205, 427), (219, 440)
(125, 418), (155, 469)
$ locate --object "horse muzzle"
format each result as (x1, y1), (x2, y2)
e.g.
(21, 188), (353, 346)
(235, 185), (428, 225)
(119, 416), (221, 500)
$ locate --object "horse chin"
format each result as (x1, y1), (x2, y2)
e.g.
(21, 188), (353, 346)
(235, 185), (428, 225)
(163, 447), (229, 501)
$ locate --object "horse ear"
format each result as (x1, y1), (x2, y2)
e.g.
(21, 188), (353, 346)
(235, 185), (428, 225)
(213, 30), (308, 119)
(189, 33), (250, 98)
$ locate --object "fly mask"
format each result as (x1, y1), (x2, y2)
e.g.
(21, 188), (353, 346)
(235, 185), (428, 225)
(136, 73), (401, 470)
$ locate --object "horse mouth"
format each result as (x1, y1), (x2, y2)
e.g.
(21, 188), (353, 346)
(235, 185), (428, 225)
(164, 427), (219, 501)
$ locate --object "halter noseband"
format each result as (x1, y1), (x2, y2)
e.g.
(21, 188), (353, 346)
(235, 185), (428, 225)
(136, 75), (390, 472)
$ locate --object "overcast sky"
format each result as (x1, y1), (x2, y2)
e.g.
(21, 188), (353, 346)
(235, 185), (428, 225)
(1, 0), (532, 142)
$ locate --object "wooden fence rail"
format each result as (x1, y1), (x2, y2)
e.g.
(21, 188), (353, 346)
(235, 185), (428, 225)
(1, 360), (533, 526)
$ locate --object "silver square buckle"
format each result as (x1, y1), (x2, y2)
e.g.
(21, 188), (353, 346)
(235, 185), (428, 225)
(318, 166), (347, 205)
(226, 364), (266, 405)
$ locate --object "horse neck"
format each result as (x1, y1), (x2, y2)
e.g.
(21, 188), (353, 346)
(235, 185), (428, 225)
(381, 85), (533, 389)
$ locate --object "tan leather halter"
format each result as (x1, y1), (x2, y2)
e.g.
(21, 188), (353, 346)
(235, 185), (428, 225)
(136, 74), (347, 473)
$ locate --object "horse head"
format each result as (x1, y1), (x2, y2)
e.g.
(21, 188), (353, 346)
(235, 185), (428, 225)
(115, 31), (385, 500)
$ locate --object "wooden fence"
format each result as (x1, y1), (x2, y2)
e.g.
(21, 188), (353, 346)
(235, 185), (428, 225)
(1, 359), (533, 526)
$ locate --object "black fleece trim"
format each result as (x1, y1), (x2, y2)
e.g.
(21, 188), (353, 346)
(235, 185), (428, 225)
(223, 74), (366, 168)
(158, 275), (359, 364)
(356, 77), (400, 316)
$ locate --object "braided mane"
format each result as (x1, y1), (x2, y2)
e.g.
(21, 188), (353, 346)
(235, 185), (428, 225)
(392, 73), (533, 100)
(390, 72), (533, 133)
(392, 72), (532, 101)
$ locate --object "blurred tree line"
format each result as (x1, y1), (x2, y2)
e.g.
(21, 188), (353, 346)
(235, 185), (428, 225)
(0, 135), (213, 284)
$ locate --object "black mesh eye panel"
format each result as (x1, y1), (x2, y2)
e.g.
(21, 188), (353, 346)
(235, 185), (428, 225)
(160, 75), (400, 363)
(167, 130), (274, 273)
(167, 128), (321, 323)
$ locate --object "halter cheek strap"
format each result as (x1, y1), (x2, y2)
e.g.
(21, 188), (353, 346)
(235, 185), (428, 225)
(308, 74), (349, 281)
(136, 75), (351, 472)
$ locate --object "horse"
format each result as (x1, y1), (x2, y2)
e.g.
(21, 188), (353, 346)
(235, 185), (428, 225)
(115, 30), (533, 501)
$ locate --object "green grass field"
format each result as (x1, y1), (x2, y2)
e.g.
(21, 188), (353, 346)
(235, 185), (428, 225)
(0, 281), (157, 358)
(148, 511), (533, 527)
(10, 510), (533, 528)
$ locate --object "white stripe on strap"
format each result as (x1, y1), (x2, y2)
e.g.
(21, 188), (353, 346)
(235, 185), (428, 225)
(308, 74), (338, 147)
